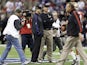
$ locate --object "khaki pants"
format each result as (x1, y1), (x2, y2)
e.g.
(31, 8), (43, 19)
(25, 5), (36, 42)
(56, 36), (87, 65)
(38, 30), (53, 61)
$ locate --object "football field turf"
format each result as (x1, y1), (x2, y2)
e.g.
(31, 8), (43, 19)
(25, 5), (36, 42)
(0, 45), (86, 65)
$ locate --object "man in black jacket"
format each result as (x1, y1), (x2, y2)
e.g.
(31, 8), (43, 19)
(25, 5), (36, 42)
(56, 3), (87, 65)
(31, 5), (43, 62)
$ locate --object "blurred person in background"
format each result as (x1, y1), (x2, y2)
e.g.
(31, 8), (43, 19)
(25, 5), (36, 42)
(0, 0), (7, 8)
(52, 11), (63, 54)
(22, 0), (39, 10)
(5, 0), (15, 14)
(60, 20), (67, 46)
(15, 0), (23, 10)
(0, 7), (8, 44)
(0, 0), (1, 10)
(82, 13), (87, 46)
(77, 0), (85, 11)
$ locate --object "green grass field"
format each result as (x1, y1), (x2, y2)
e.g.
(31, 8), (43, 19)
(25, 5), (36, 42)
(0, 44), (86, 65)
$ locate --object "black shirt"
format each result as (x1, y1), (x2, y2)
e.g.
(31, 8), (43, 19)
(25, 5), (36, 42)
(41, 13), (54, 29)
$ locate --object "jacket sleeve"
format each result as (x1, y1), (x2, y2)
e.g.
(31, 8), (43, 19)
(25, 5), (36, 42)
(73, 11), (82, 33)
(32, 15), (38, 34)
(14, 19), (22, 31)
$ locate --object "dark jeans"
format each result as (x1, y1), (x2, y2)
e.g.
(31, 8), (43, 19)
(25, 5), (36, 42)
(53, 37), (63, 51)
(21, 34), (34, 52)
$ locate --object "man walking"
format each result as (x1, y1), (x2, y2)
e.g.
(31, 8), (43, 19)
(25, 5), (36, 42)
(0, 9), (29, 65)
(56, 3), (87, 65)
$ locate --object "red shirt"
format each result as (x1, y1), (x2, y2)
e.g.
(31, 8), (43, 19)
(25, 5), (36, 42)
(20, 18), (32, 34)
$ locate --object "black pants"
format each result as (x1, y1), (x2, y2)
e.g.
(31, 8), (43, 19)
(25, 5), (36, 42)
(21, 34), (33, 52)
(31, 34), (42, 62)
(53, 37), (63, 51)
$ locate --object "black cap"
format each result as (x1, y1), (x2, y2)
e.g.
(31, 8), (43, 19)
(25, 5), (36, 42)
(22, 10), (31, 17)
(36, 4), (43, 9)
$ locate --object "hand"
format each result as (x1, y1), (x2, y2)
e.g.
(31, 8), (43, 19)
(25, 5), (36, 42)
(21, 21), (25, 26)
(37, 32), (43, 37)
(21, 18), (26, 25)
(79, 33), (84, 41)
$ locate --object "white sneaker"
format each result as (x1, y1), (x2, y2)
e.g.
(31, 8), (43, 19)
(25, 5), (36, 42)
(3, 63), (7, 65)
(0, 62), (7, 65)
(72, 59), (77, 65)
(22, 60), (30, 65)
(38, 60), (43, 63)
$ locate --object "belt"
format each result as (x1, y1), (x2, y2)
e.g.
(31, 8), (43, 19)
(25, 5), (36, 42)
(44, 28), (52, 30)
(53, 28), (58, 30)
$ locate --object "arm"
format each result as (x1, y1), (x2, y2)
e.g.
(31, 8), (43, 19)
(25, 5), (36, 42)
(79, 33), (84, 41)
(14, 19), (23, 31)
(32, 14), (39, 34)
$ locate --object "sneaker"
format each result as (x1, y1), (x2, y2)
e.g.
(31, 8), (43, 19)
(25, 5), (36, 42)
(48, 60), (53, 63)
(0, 62), (7, 65)
(38, 60), (43, 63)
(72, 59), (77, 65)
(22, 60), (30, 65)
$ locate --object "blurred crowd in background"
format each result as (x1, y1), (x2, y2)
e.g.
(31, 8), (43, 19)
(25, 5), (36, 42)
(0, 0), (87, 45)
(0, 0), (87, 15)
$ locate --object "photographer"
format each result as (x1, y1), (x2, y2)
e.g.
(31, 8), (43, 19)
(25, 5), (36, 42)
(20, 10), (33, 53)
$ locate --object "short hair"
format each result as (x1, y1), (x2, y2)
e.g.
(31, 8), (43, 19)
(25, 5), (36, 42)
(68, 3), (75, 10)
(15, 9), (22, 13)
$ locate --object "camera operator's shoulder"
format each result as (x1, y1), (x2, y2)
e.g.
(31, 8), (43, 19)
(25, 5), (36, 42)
(9, 14), (19, 20)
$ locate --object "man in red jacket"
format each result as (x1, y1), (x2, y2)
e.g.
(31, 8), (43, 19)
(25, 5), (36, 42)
(20, 10), (33, 52)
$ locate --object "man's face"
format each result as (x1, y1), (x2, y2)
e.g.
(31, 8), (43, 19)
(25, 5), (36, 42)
(66, 4), (72, 13)
(38, 9), (41, 14)
(17, 12), (22, 17)
(43, 7), (48, 13)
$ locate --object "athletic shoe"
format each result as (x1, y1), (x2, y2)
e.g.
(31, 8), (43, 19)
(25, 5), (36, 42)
(72, 59), (77, 65)
(22, 60), (30, 65)
(0, 62), (7, 65)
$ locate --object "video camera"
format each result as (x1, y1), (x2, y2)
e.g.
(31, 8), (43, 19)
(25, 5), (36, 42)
(22, 10), (31, 17)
